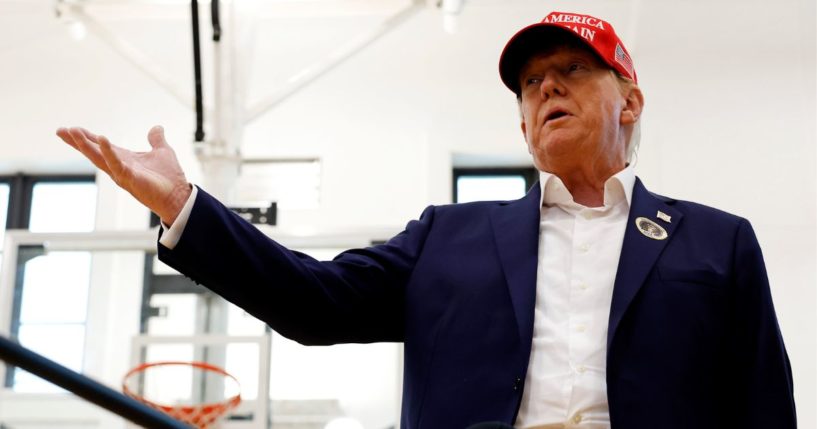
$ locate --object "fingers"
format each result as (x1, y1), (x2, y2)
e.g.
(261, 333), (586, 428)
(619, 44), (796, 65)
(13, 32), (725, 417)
(98, 134), (128, 180)
(78, 127), (101, 144)
(56, 127), (78, 150)
(57, 127), (100, 147)
(147, 125), (167, 149)
(58, 127), (113, 176)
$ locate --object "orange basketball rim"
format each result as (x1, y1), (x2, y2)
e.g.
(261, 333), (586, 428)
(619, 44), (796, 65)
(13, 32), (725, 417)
(122, 361), (242, 429)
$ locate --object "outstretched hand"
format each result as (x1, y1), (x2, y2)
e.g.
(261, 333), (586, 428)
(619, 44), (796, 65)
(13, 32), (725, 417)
(56, 125), (192, 225)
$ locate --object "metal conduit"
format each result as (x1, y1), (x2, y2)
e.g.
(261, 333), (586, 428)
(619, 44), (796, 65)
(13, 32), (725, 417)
(211, 0), (221, 42)
(191, 0), (205, 142)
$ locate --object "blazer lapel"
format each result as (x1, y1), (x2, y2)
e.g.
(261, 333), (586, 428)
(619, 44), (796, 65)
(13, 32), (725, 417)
(607, 178), (683, 349)
(490, 184), (541, 342)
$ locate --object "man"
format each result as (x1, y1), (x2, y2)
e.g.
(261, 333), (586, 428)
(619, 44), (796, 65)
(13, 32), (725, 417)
(57, 11), (795, 429)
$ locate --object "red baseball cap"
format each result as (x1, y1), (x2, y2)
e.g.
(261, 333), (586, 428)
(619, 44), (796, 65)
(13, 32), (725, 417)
(498, 11), (637, 94)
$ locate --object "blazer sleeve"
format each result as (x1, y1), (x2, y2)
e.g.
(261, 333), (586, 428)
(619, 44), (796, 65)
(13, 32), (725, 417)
(732, 219), (797, 428)
(157, 188), (435, 346)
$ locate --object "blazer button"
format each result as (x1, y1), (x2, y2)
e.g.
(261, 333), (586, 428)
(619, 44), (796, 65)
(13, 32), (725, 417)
(513, 377), (522, 391)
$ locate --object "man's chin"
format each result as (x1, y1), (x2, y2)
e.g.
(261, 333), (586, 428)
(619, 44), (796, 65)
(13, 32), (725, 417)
(539, 136), (580, 158)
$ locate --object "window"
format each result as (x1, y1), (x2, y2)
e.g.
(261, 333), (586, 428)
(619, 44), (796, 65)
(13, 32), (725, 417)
(453, 167), (537, 203)
(1, 175), (97, 391)
(13, 249), (92, 392)
(29, 182), (97, 232)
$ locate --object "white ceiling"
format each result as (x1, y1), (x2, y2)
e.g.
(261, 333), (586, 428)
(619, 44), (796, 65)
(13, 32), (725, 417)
(0, 0), (813, 173)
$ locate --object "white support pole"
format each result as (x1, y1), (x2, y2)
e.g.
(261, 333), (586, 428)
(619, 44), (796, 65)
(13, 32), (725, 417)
(0, 232), (21, 386)
(196, 0), (244, 203)
(228, 0), (247, 158)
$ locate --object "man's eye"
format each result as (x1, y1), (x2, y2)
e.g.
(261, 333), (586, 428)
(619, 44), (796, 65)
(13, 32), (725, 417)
(568, 63), (582, 72)
(525, 77), (542, 86)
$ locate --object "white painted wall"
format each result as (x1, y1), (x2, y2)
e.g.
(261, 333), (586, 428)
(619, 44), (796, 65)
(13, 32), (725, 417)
(0, 0), (814, 428)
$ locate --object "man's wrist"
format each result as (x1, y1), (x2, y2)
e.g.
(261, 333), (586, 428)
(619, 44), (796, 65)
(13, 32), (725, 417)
(159, 183), (193, 226)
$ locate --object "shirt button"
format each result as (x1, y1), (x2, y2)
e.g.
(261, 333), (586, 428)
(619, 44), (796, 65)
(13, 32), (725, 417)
(578, 243), (590, 252)
(578, 282), (588, 290)
(576, 324), (586, 332)
(582, 211), (594, 220)
(572, 413), (583, 424)
(577, 365), (587, 373)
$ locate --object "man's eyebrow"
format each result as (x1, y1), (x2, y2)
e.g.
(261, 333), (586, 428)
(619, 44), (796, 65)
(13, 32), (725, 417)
(566, 53), (592, 62)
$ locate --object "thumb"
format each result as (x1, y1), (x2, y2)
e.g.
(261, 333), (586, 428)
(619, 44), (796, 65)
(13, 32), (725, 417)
(147, 125), (167, 149)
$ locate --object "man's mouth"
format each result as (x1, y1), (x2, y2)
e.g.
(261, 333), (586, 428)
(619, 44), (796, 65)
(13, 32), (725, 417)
(544, 109), (570, 124)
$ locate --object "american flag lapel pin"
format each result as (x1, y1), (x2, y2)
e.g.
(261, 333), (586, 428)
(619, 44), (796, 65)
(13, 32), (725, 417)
(657, 210), (671, 223)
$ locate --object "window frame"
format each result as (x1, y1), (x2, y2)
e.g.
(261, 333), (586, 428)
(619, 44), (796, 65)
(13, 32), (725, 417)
(0, 174), (96, 230)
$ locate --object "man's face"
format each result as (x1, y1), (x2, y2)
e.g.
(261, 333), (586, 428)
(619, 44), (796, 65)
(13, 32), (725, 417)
(518, 44), (641, 176)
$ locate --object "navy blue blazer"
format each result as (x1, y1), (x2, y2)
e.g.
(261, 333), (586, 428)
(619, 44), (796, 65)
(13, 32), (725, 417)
(158, 178), (795, 429)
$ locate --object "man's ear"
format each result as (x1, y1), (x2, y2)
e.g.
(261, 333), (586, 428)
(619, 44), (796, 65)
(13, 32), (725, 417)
(620, 85), (644, 125)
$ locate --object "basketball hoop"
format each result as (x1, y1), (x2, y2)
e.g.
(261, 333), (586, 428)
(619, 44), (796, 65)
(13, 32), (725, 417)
(123, 361), (241, 429)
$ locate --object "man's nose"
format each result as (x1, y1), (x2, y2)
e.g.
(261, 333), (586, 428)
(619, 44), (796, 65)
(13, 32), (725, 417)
(540, 75), (565, 100)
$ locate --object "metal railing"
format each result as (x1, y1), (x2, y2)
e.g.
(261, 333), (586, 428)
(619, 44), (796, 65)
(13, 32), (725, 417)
(0, 334), (189, 429)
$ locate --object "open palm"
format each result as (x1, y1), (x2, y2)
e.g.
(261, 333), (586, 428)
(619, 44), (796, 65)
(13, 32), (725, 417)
(56, 125), (192, 224)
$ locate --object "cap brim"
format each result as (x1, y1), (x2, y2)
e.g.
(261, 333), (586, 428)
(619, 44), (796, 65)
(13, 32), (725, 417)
(499, 24), (596, 95)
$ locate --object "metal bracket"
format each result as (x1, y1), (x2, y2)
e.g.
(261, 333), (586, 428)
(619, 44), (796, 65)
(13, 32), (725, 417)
(229, 203), (277, 226)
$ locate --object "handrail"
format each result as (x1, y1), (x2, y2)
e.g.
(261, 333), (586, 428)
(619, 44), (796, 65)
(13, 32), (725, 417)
(0, 335), (189, 429)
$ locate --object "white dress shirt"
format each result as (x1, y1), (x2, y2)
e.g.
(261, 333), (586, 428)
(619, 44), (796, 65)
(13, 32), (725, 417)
(514, 166), (635, 429)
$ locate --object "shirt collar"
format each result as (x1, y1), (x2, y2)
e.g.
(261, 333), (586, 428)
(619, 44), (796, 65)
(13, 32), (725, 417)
(538, 165), (635, 210)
